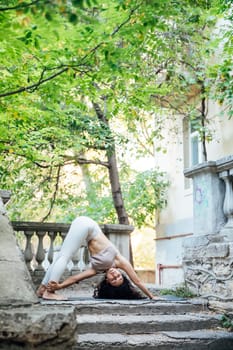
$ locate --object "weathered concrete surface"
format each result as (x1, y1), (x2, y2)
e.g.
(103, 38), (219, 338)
(74, 300), (233, 350)
(0, 197), (37, 306)
(184, 161), (225, 236)
(76, 331), (233, 350)
(0, 195), (79, 349)
(0, 304), (77, 350)
(183, 158), (233, 300)
(77, 313), (221, 334)
(64, 298), (209, 315)
(41, 297), (233, 350)
(208, 300), (233, 317)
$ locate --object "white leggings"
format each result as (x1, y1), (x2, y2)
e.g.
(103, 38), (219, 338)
(42, 216), (101, 285)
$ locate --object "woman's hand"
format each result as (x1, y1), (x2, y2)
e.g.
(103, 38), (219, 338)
(47, 281), (61, 292)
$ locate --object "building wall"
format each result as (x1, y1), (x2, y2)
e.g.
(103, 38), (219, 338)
(155, 103), (233, 287)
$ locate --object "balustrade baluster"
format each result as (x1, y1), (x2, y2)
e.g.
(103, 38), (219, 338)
(83, 246), (90, 267)
(61, 231), (66, 243)
(47, 231), (57, 264)
(71, 249), (81, 274)
(34, 231), (46, 271)
(24, 230), (34, 271)
(78, 247), (88, 272)
(70, 246), (89, 273)
(59, 231), (70, 273)
(219, 170), (233, 236)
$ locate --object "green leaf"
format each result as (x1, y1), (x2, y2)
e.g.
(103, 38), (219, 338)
(69, 13), (78, 23)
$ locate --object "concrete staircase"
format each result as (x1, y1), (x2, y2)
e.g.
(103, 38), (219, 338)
(69, 298), (233, 350)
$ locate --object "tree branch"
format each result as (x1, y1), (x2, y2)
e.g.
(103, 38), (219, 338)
(0, 3), (143, 98)
(42, 164), (61, 221)
(64, 155), (110, 168)
(111, 4), (141, 36)
(152, 96), (189, 116)
(0, 0), (45, 12)
(78, 5), (141, 63)
(0, 62), (92, 98)
(3, 146), (110, 168)
(0, 67), (68, 98)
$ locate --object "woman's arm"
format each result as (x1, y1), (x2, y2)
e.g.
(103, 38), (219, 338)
(47, 268), (97, 291)
(116, 255), (157, 299)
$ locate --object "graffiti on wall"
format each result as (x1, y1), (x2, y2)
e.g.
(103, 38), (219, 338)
(194, 177), (209, 217)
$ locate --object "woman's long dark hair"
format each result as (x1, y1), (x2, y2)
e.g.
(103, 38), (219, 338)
(93, 275), (145, 300)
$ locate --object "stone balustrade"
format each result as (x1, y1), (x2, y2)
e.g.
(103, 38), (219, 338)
(12, 220), (134, 287)
(183, 155), (233, 301)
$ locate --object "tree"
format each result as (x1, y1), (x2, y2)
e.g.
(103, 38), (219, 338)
(208, 0), (233, 118)
(0, 0), (227, 226)
(149, 0), (233, 161)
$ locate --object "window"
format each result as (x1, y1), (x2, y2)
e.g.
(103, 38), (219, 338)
(183, 117), (203, 189)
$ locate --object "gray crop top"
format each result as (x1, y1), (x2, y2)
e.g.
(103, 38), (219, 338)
(90, 245), (118, 272)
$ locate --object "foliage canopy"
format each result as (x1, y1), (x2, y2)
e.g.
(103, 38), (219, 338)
(0, 0), (232, 226)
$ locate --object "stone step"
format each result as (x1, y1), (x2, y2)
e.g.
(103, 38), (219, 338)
(76, 313), (221, 334)
(75, 330), (233, 350)
(40, 299), (232, 349)
(42, 297), (209, 315)
(76, 299), (209, 315)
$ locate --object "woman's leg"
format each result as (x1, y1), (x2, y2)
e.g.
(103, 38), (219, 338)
(38, 216), (95, 299)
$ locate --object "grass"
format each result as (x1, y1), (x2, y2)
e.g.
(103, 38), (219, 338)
(220, 314), (233, 332)
(158, 285), (196, 299)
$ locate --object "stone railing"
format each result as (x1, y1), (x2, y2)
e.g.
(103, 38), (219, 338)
(12, 221), (134, 287)
(183, 155), (233, 300)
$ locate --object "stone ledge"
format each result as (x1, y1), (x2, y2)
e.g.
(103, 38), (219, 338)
(11, 221), (134, 235)
(216, 155), (233, 172)
(184, 161), (217, 178)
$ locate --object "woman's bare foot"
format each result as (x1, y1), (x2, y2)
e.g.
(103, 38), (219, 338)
(36, 284), (46, 297)
(42, 290), (68, 301)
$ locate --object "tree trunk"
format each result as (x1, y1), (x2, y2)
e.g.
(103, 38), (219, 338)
(108, 151), (130, 225)
(200, 83), (208, 161)
(92, 102), (134, 265)
(92, 102), (129, 225)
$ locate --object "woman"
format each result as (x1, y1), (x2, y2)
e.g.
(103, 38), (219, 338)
(37, 216), (157, 300)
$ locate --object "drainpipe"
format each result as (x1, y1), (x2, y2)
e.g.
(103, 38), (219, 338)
(157, 263), (183, 285)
